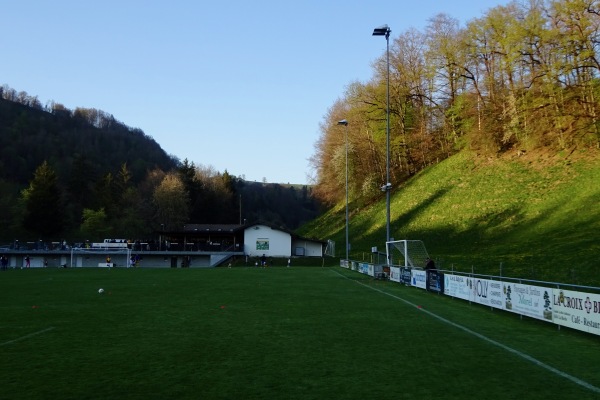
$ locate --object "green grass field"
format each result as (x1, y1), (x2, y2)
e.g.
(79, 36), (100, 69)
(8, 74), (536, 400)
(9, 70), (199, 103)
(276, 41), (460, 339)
(2, 266), (600, 399)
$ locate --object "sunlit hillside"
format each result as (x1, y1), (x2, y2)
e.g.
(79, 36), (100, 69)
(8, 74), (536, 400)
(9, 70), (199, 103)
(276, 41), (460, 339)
(298, 148), (600, 286)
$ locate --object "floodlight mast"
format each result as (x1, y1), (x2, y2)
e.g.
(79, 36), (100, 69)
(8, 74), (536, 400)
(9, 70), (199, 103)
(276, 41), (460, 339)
(372, 24), (392, 245)
(337, 119), (349, 263)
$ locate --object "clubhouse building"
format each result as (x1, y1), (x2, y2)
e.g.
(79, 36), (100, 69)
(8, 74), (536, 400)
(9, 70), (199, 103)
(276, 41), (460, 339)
(3, 223), (326, 268)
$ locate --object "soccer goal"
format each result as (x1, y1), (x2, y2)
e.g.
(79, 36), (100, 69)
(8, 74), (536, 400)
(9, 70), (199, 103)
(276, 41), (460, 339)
(386, 240), (430, 269)
(70, 248), (131, 268)
(324, 239), (336, 257)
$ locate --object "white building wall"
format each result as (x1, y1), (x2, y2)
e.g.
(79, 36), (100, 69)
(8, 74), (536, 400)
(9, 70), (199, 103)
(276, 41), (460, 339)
(244, 225), (291, 257)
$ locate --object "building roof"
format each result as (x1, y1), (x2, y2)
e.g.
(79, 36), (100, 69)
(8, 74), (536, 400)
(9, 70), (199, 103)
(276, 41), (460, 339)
(245, 222), (327, 245)
(174, 222), (326, 245)
(182, 224), (244, 233)
(171, 222), (327, 243)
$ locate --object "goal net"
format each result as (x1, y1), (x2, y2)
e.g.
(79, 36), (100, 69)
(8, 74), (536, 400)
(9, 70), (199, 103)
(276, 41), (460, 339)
(69, 248), (131, 268)
(324, 239), (336, 257)
(386, 240), (429, 268)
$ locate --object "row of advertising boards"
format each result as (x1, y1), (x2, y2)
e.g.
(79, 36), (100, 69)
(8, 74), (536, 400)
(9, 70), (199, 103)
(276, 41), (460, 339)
(341, 261), (600, 336)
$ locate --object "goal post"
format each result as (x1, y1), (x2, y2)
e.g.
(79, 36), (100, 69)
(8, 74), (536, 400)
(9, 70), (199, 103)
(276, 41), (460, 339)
(386, 240), (430, 269)
(324, 239), (336, 257)
(70, 247), (131, 268)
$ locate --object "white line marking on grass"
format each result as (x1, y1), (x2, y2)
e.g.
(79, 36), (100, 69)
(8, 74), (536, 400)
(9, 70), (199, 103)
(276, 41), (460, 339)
(0, 327), (55, 346)
(334, 270), (600, 394)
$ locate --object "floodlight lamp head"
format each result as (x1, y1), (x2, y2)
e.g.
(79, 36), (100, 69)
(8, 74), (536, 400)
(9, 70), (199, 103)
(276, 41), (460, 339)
(372, 25), (391, 37)
(337, 119), (348, 126)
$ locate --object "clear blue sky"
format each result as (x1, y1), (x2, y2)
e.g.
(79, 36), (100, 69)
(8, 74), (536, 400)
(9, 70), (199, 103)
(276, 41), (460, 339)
(2, 0), (510, 184)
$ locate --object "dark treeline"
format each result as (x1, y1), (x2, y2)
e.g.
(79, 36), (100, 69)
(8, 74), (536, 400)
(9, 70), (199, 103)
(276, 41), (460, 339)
(0, 87), (176, 185)
(0, 87), (322, 243)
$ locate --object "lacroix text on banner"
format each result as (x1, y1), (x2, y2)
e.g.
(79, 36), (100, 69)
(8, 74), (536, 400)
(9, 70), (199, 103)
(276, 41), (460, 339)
(552, 289), (600, 336)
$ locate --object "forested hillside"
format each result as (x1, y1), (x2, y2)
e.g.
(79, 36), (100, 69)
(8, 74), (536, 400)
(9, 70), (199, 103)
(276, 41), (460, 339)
(0, 87), (322, 242)
(300, 0), (600, 284)
(312, 0), (600, 207)
(0, 94), (176, 185)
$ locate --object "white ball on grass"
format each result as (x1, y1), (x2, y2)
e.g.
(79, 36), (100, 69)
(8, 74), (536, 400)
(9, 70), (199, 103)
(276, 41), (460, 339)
(98, 288), (104, 294)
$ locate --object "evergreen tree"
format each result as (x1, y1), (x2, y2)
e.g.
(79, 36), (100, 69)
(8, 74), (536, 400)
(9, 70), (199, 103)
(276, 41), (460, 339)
(93, 172), (117, 218)
(21, 161), (65, 238)
(177, 159), (202, 221)
(220, 170), (239, 223)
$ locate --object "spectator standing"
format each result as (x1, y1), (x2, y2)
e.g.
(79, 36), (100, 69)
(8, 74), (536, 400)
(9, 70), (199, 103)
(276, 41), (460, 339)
(425, 257), (436, 270)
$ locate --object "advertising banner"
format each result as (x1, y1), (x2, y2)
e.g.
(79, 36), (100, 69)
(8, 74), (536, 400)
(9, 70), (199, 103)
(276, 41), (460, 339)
(444, 274), (471, 301)
(256, 239), (269, 250)
(503, 282), (553, 322)
(464, 278), (505, 310)
(411, 269), (427, 290)
(400, 267), (412, 286)
(552, 289), (600, 336)
(426, 270), (444, 293)
(358, 263), (369, 275)
(389, 267), (401, 283)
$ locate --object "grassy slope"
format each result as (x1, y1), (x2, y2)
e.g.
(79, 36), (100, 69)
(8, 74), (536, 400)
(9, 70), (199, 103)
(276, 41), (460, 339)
(299, 149), (600, 285)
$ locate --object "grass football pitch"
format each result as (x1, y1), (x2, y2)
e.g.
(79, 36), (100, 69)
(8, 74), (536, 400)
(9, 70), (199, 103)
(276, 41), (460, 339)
(1, 266), (599, 399)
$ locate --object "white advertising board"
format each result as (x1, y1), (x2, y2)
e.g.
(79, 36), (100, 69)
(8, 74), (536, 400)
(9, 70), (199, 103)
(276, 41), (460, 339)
(552, 289), (600, 336)
(389, 267), (401, 283)
(503, 282), (553, 322)
(411, 269), (427, 289)
(444, 274), (471, 301)
(469, 278), (504, 310)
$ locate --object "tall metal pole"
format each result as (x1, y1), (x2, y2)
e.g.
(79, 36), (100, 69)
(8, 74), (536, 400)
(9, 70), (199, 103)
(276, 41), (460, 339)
(345, 124), (349, 262)
(338, 119), (349, 262)
(385, 28), (391, 244)
(159, 223), (164, 251)
(373, 25), (392, 245)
